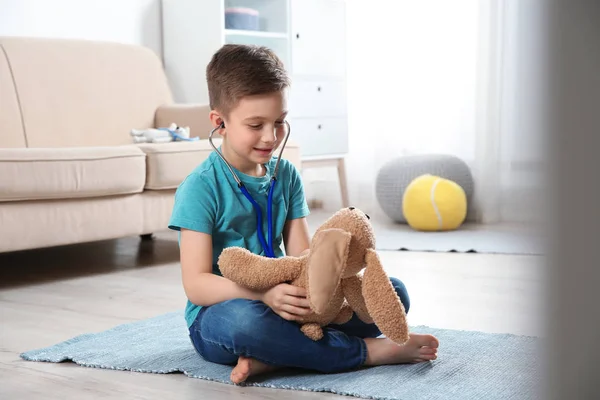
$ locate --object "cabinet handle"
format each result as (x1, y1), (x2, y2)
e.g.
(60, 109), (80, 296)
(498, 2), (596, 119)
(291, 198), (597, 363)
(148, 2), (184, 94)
(296, 33), (300, 39)
(317, 86), (321, 92)
(317, 124), (322, 130)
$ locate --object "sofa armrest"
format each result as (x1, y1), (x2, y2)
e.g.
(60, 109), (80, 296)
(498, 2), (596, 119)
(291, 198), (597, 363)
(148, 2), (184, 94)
(155, 104), (213, 140)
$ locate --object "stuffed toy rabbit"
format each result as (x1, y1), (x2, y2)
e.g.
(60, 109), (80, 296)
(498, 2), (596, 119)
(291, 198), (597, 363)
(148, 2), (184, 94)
(217, 207), (410, 344)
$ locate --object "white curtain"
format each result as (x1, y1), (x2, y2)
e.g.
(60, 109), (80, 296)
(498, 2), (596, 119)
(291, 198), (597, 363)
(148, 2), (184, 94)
(472, 0), (546, 224)
(344, 0), (545, 224)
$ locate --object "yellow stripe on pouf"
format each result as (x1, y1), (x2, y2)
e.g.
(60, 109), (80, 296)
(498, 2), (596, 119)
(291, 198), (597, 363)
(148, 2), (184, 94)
(402, 174), (467, 231)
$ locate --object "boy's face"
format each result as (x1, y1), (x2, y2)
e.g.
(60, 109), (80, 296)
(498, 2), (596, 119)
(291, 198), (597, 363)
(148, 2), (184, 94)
(212, 90), (288, 171)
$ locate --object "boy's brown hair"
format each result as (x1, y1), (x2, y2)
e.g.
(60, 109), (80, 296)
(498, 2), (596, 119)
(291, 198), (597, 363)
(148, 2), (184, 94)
(206, 44), (290, 115)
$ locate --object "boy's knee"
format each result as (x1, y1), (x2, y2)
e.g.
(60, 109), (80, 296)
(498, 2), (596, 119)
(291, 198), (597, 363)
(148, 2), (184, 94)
(202, 299), (269, 340)
(194, 299), (272, 364)
(389, 277), (410, 313)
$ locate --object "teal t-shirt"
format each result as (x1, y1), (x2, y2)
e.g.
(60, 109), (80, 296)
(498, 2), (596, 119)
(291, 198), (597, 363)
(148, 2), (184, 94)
(168, 150), (310, 328)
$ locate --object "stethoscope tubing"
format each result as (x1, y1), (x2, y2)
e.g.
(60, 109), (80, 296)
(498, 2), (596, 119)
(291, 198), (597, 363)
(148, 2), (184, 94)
(208, 120), (291, 258)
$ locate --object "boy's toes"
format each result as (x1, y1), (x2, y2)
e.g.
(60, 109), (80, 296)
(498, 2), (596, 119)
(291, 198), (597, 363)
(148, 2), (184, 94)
(419, 347), (437, 356)
(409, 334), (438, 348)
(230, 356), (252, 384)
(416, 345), (438, 361)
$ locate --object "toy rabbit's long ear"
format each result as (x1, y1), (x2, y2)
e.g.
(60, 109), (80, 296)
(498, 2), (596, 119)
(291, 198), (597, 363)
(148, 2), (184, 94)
(362, 248), (410, 344)
(307, 229), (352, 314)
(218, 247), (303, 290)
(342, 275), (374, 324)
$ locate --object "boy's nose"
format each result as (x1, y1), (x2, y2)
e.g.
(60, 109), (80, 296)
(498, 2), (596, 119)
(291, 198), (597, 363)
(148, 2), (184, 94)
(261, 127), (278, 143)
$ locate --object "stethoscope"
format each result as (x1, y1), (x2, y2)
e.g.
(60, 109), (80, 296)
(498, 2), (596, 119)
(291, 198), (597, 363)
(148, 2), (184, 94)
(208, 120), (292, 258)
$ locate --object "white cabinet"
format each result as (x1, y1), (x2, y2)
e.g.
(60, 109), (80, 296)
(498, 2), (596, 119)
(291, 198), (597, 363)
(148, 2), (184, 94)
(287, 0), (349, 207)
(162, 0), (350, 206)
(162, 0), (348, 157)
(287, 0), (348, 160)
(162, 0), (292, 104)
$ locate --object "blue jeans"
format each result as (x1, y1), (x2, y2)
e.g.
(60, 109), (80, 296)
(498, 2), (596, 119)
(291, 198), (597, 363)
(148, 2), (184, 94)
(188, 277), (410, 373)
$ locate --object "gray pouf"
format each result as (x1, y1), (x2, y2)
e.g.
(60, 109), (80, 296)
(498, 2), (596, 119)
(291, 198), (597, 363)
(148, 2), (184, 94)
(376, 154), (474, 223)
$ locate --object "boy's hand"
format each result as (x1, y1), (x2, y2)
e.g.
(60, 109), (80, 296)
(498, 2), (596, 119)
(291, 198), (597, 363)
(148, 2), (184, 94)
(262, 283), (312, 321)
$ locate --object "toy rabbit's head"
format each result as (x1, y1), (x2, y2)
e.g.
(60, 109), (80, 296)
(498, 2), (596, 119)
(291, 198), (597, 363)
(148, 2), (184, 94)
(312, 206), (375, 277)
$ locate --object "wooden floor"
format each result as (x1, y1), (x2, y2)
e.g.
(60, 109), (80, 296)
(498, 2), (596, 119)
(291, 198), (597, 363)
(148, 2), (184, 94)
(0, 229), (545, 399)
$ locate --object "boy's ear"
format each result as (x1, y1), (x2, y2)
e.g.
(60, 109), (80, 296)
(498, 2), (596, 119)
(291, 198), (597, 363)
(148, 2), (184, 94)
(209, 110), (225, 131)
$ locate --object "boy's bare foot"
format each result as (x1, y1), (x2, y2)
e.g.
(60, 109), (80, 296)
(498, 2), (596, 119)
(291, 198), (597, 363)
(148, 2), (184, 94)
(229, 334), (439, 383)
(230, 356), (279, 384)
(364, 333), (440, 366)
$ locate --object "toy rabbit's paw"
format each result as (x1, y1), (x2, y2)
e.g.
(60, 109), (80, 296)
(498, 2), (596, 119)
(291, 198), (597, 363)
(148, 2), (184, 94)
(300, 323), (324, 341)
(217, 247), (253, 279)
(218, 247), (303, 290)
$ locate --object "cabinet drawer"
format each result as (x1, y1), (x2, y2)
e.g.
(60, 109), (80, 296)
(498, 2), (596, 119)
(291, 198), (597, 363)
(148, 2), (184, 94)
(288, 117), (348, 157)
(289, 79), (347, 118)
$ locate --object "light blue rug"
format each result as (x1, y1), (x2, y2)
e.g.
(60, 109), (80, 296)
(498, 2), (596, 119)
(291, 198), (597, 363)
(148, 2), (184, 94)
(20, 311), (542, 400)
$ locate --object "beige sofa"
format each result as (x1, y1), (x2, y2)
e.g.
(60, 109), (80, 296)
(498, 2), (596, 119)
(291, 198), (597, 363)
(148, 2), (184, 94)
(0, 37), (301, 253)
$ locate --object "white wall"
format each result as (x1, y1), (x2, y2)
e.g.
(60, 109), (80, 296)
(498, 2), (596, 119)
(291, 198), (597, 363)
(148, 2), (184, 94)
(0, 0), (162, 59)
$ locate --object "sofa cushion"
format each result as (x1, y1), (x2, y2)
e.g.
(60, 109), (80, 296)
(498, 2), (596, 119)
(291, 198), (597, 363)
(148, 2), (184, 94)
(136, 141), (219, 190)
(0, 146), (146, 202)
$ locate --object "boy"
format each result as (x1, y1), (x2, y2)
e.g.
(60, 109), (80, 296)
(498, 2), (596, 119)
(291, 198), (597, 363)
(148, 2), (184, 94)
(168, 44), (439, 384)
